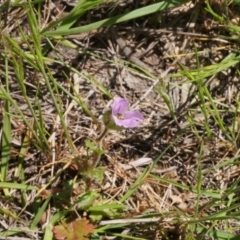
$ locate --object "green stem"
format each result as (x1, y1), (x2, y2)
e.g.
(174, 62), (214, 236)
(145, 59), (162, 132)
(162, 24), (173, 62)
(91, 127), (109, 168)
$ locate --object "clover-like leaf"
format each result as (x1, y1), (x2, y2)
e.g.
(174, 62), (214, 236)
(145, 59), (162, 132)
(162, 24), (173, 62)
(75, 191), (99, 210)
(85, 140), (105, 155)
(53, 218), (94, 240)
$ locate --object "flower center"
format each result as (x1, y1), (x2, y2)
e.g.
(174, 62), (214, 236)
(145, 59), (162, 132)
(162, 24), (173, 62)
(117, 114), (124, 120)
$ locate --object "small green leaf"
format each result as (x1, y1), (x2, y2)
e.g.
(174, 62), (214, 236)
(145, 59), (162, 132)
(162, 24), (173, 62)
(90, 168), (104, 184)
(85, 140), (104, 155)
(76, 191), (99, 210)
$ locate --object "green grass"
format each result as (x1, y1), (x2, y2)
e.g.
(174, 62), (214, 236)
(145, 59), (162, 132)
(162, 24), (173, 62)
(1, 0), (240, 239)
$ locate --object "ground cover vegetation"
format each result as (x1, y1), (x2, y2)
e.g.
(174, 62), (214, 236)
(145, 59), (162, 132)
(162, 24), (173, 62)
(1, 0), (240, 239)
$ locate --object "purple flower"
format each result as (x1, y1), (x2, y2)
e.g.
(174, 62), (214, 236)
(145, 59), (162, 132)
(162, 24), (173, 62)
(111, 97), (144, 128)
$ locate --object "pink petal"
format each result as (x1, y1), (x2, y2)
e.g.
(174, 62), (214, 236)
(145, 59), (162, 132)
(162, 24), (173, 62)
(112, 114), (141, 128)
(112, 114), (124, 127)
(121, 118), (140, 128)
(120, 110), (144, 128)
(123, 110), (144, 121)
(112, 97), (129, 115)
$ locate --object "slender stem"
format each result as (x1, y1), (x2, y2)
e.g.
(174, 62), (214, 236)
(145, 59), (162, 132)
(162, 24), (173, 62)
(91, 126), (109, 168)
(97, 126), (108, 142)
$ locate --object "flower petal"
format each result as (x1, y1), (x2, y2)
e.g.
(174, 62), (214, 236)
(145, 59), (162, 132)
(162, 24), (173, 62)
(121, 110), (144, 128)
(112, 114), (124, 127)
(121, 118), (140, 128)
(123, 110), (144, 121)
(112, 97), (129, 115)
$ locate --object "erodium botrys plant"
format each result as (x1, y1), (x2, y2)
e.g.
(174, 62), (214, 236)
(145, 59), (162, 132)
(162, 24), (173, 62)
(91, 97), (144, 168)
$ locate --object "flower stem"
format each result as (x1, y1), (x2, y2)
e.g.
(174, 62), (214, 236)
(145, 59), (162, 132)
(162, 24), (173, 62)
(91, 127), (108, 168)
(97, 126), (108, 142)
